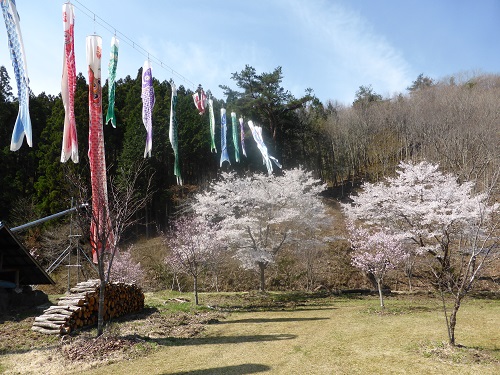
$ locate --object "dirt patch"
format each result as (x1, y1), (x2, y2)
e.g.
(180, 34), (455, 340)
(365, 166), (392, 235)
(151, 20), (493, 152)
(419, 342), (500, 365)
(0, 313), (59, 355)
(0, 307), (225, 374)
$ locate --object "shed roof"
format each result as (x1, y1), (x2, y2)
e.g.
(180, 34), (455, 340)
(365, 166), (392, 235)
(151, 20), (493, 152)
(0, 222), (54, 285)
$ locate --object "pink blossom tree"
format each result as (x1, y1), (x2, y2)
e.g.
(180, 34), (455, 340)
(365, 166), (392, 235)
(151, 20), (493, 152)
(348, 223), (408, 309)
(193, 168), (328, 292)
(106, 245), (144, 286)
(165, 216), (221, 305)
(344, 160), (499, 345)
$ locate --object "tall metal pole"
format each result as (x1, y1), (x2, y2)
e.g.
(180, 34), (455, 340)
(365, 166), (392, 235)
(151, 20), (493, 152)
(10, 203), (89, 233)
(67, 198), (73, 293)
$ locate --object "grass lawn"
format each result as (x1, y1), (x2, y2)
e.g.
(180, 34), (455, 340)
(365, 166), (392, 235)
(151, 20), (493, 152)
(1, 292), (499, 374)
(88, 293), (500, 374)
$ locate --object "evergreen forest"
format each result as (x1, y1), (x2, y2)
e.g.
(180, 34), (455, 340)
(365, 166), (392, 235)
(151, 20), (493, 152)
(1, 64), (499, 292)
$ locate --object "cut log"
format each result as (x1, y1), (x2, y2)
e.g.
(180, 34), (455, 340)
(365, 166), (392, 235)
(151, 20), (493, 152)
(48, 305), (80, 312)
(32, 321), (63, 330)
(35, 314), (69, 322)
(31, 326), (61, 335)
(41, 308), (73, 316)
(57, 298), (85, 307)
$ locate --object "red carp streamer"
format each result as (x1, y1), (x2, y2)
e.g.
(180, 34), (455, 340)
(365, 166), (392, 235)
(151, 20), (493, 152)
(87, 35), (114, 263)
(60, 2), (78, 163)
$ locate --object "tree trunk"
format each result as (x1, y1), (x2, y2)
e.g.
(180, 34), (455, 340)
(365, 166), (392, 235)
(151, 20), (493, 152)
(448, 296), (462, 346)
(145, 204), (149, 239)
(404, 255), (414, 291)
(407, 275), (413, 292)
(377, 279), (385, 309)
(194, 275), (199, 305)
(438, 288), (460, 346)
(258, 262), (266, 292)
(97, 277), (106, 337)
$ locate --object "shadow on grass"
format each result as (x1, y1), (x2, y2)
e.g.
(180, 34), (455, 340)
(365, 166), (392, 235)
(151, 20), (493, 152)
(111, 307), (159, 322)
(220, 316), (330, 324)
(217, 304), (337, 313)
(206, 291), (337, 313)
(364, 304), (441, 316)
(136, 333), (297, 347)
(0, 305), (45, 323)
(162, 363), (271, 375)
(0, 341), (61, 356)
(69, 306), (160, 336)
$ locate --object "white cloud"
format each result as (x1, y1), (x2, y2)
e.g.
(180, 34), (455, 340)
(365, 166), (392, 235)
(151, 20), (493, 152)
(153, 38), (269, 99)
(281, 0), (413, 103)
(0, 0), (415, 105)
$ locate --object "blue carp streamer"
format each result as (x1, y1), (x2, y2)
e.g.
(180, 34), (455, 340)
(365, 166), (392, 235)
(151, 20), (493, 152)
(2, 0), (32, 151)
(220, 108), (230, 167)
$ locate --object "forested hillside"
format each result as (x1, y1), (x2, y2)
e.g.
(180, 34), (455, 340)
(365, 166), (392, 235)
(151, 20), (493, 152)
(1, 65), (499, 292)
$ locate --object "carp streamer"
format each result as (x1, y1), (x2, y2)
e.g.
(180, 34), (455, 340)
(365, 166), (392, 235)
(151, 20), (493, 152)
(105, 36), (119, 128)
(141, 60), (155, 158)
(1, 0), (32, 151)
(60, 2), (78, 162)
(169, 81), (182, 185)
(87, 34), (114, 263)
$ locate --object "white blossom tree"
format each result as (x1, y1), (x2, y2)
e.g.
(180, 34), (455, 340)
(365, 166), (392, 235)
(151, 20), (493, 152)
(193, 168), (328, 292)
(347, 223), (408, 309)
(165, 216), (221, 305)
(344, 160), (499, 345)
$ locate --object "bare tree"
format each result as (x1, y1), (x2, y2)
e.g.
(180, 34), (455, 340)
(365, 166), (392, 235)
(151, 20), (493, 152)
(77, 161), (153, 336)
(323, 72), (500, 192)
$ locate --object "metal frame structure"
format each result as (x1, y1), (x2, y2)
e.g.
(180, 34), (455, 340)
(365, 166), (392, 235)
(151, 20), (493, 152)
(10, 201), (97, 291)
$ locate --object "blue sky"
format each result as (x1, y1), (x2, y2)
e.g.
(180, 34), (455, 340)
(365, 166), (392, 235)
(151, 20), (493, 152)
(0, 0), (498, 105)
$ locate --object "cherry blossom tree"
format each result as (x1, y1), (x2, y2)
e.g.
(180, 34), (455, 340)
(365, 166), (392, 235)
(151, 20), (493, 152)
(193, 168), (328, 292)
(347, 223), (408, 309)
(165, 216), (221, 305)
(106, 245), (144, 286)
(344, 160), (499, 345)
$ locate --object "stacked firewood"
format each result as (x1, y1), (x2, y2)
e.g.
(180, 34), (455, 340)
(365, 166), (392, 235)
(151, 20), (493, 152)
(32, 279), (144, 335)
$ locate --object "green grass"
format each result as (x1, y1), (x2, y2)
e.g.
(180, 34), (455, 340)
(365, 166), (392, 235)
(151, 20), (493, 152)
(144, 290), (212, 313)
(78, 293), (499, 375)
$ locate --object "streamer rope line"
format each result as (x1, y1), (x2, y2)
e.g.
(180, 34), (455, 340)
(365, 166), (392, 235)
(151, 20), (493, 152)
(72, 0), (196, 90)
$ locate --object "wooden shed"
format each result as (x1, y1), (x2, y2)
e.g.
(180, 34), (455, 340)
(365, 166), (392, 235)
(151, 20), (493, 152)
(0, 222), (54, 288)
